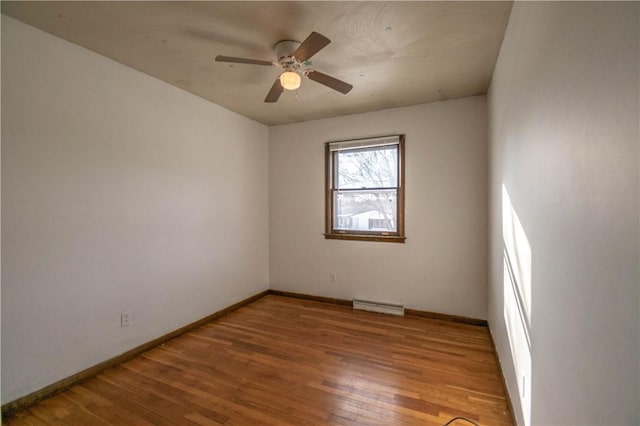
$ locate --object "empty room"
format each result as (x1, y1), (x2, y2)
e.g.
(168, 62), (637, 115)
(1, 1), (638, 425)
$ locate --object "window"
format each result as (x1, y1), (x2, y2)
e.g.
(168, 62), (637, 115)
(325, 135), (405, 243)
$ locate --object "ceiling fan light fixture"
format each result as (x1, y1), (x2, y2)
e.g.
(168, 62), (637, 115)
(280, 71), (301, 91)
(216, 32), (352, 102)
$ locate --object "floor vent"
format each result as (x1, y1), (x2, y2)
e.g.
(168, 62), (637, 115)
(352, 299), (405, 316)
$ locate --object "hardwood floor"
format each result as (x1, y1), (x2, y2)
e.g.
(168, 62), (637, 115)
(4, 295), (513, 425)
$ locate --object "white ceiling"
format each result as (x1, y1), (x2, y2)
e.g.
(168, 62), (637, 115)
(2, 1), (513, 125)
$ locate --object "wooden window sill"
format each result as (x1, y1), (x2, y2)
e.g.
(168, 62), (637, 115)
(324, 233), (406, 243)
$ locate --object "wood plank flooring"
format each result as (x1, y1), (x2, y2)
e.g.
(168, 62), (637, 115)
(4, 295), (513, 425)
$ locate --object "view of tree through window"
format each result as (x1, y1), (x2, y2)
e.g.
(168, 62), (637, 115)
(336, 146), (398, 231)
(325, 135), (405, 243)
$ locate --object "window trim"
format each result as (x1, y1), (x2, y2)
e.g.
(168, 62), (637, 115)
(324, 135), (406, 243)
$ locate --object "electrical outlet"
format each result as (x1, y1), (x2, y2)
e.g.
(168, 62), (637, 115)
(121, 311), (130, 328)
(329, 273), (337, 283)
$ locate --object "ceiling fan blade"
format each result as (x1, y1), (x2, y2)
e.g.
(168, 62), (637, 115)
(264, 77), (284, 103)
(307, 70), (353, 94)
(215, 55), (274, 66)
(292, 32), (331, 62)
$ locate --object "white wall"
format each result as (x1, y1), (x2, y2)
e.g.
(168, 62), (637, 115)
(488, 2), (639, 425)
(269, 97), (488, 319)
(1, 15), (269, 403)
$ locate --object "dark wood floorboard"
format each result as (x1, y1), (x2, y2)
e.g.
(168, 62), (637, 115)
(4, 295), (512, 425)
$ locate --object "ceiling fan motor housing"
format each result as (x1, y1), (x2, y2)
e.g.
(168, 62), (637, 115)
(274, 40), (302, 70)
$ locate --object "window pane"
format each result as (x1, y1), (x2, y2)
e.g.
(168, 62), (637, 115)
(337, 146), (398, 189)
(334, 189), (397, 232)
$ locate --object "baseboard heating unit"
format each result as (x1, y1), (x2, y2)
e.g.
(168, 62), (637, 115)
(352, 299), (405, 316)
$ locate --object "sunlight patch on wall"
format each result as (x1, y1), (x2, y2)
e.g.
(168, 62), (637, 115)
(502, 185), (532, 322)
(502, 184), (532, 425)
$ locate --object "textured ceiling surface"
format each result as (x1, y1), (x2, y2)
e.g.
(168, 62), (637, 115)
(2, 1), (512, 125)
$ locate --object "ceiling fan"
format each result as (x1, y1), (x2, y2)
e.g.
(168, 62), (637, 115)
(215, 32), (353, 103)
